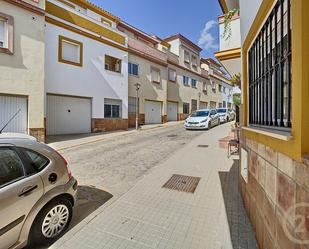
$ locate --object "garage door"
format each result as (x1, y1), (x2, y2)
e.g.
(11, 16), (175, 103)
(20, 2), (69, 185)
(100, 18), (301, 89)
(199, 101), (208, 110)
(167, 102), (178, 121)
(0, 95), (28, 133)
(145, 101), (161, 124)
(210, 101), (217, 109)
(47, 95), (91, 135)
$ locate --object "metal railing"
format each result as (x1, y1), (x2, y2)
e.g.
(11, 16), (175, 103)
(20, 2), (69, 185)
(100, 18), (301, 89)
(248, 0), (291, 130)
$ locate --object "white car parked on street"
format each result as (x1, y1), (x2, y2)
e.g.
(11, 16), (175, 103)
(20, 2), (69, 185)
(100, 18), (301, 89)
(216, 108), (234, 123)
(184, 109), (220, 130)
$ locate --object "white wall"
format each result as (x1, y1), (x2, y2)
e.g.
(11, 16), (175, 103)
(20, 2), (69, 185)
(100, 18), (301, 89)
(219, 17), (241, 50)
(168, 39), (180, 56)
(45, 24), (129, 119)
(239, 0), (263, 44)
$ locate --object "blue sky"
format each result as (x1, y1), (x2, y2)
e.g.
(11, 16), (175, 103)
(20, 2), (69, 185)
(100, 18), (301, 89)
(90, 0), (222, 59)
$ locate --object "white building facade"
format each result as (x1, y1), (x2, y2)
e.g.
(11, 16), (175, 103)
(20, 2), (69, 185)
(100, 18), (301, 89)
(45, 0), (128, 135)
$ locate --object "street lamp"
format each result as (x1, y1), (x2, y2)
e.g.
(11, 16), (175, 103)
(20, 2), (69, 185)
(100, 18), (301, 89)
(198, 92), (201, 109)
(134, 83), (141, 130)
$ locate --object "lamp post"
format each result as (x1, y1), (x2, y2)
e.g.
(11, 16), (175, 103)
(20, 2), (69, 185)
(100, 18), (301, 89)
(134, 83), (141, 130)
(198, 92), (201, 109)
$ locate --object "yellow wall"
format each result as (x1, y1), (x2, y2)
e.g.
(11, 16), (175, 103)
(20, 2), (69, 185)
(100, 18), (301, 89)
(242, 0), (309, 161)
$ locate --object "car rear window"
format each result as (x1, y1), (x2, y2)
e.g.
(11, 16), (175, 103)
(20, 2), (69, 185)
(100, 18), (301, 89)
(0, 148), (25, 187)
(23, 149), (50, 171)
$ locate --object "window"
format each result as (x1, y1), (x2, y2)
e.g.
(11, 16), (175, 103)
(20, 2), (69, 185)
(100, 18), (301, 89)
(128, 97), (139, 114)
(101, 18), (112, 27)
(223, 86), (226, 94)
(0, 148), (25, 187)
(218, 84), (223, 92)
(104, 99), (122, 118)
(191, 99), (197, 112)
(0, 18), (7, 48)
(192, 55), (198, 68)
(191, 79), (197, 88)
(23, 149), (50, 172)
(184, 50), (190, 63)
(59, 36), (83, 67)
(223, 101), (227, 108)
(210, 101), (217, 108)
(248, 0), (291, 130)
(183, 103), (190, 114)
(211, 80), (216, 93)
(151, 67), (161, 83)
(168, 68), (177, 82)
(203, 82), (208, 93)
(0, 13), (13, 54)
(183, 76), (190, 86)
(210, 109), (217, 115)
(128, 63), (139, 76)
(105, 55), (122, 73)
(218, 103), (223, 108)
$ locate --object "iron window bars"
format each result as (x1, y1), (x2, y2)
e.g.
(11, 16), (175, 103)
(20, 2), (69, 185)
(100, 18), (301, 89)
(248, 0), (291, 131)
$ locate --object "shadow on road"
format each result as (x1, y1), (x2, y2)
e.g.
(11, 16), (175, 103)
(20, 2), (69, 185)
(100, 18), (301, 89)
(70, 185), (113, 227)
(26, 185), (113, 249)
(218, 159), (259, 249)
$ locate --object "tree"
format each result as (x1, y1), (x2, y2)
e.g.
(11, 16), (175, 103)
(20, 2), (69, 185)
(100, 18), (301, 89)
(233, 93), (241, 107)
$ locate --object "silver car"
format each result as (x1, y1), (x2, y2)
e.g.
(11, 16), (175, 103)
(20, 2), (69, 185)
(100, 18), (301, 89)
(0, 133), (78, 249)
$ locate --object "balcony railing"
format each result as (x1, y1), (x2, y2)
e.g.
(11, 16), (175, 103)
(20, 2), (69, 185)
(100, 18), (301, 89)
(128, 37), (167, 63)
(166, 51), (179, 65)
(201, 69), (209, 78)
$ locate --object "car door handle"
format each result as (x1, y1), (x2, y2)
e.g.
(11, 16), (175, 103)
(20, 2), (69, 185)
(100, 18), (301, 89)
(18, 185), (38, 197)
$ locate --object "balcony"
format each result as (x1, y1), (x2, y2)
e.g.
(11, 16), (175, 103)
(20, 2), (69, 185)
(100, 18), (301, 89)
(214, 12), (241, 76)
(218, 13), (240, 51)
(128, 37), (167, 64)
(166, 51), (179, 65)
(201, 69), (209, 78)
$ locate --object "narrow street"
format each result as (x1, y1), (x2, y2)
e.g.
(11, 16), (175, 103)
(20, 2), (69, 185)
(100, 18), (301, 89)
(62, 124), (205, 197)
(61, 124), (206, 229)
(48, 122), (258, 249)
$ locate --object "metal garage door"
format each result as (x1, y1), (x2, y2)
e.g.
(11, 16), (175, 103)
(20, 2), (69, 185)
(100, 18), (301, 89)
(199, 101), (208, 110)
(167, 102), (178, 121)
(47, 95), (91, 135)
(0, 95), (28, 133)
(145, 101), (161, 124)
(210, 101), (217, 109)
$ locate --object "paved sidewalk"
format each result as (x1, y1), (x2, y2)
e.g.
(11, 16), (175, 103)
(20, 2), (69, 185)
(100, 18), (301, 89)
(47, 121), (183, 151)
(50, 123), (258, 249)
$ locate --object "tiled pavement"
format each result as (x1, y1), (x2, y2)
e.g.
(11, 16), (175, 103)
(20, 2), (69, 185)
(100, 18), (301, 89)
(50, 123), (258, 249)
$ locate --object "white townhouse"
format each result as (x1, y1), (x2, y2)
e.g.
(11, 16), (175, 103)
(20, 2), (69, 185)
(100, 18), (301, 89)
(45, 0), (129, 135)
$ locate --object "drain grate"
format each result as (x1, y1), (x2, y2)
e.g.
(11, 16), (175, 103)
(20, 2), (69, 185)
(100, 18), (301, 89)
(197, 144), (209, 148)
(162, 174), (201, 193)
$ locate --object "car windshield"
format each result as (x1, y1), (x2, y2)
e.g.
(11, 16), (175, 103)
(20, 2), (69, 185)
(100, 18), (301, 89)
(190, 111), (209, 117)
(216, 108), (227, 113)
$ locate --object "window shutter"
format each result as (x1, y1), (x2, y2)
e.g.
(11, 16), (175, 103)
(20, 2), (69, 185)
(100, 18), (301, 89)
(0, 19), (6, 47)
(62, 41), (80, 63)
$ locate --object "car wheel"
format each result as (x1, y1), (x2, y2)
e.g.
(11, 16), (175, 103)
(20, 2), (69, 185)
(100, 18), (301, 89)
(29, 198), (73, 246)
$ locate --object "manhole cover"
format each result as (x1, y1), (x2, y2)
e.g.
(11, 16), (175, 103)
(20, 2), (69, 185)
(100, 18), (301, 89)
(197, 144), (209, 148)
(167, 134), (178, 138)
(162, 174), (201, 193)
